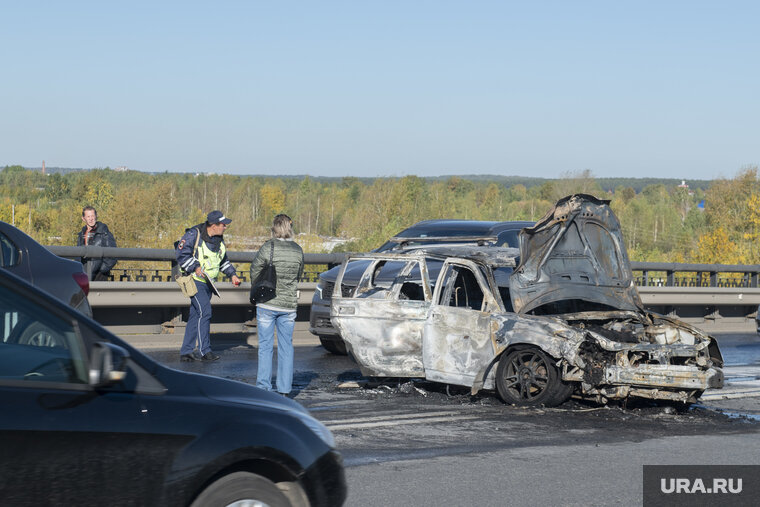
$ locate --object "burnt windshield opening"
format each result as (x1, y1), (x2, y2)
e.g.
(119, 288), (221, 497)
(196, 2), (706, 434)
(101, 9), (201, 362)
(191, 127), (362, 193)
(528, 299), (619, 316)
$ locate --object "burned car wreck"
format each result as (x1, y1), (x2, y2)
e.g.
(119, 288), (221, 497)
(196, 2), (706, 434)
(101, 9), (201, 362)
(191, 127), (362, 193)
(330, 194), (724, 407)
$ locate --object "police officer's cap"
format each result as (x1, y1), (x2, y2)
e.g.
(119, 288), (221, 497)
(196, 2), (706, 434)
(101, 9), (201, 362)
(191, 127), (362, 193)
(207, 210), (232, 225)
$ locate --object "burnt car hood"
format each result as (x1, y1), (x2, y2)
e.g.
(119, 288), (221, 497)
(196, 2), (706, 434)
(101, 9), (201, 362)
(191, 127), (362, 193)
(510, 194), (644, 315)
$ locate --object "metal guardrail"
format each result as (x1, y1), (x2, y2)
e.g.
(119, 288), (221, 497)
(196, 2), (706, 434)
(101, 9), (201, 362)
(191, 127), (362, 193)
(48, 246), (760, 286)
(48, 245), (348, 266)
(87, 283), (760, 308)
(48, 245), (346, 282)
(631, 261), (760, 288)
(87, 281), (318, 307)
(46, 246), (760, 333)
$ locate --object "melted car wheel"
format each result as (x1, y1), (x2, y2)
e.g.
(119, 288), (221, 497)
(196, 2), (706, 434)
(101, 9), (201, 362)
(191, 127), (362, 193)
(496, 346), (569, 407)
(190, 472), (291, 507)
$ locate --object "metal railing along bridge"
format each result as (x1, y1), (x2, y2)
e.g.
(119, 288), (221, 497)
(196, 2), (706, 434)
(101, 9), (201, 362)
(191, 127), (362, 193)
(46, 246), (760, 334)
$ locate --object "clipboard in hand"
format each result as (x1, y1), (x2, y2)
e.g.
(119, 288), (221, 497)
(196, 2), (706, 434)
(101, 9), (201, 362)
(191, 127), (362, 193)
(203, 272), (221, 298)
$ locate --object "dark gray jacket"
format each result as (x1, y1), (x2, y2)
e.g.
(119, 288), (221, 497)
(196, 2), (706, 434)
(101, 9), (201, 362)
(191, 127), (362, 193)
(250, 238), (304, 310)
(77, 222), (117, 280)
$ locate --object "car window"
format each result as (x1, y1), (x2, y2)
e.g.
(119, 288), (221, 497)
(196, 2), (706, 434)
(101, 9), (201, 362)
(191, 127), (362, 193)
(354, 260), (403, 297)
(0, 285), (88, 384)
(347, 258), (431, 302)
(354, 260), (412, 299)
(439, 265), (485, 311)
(496, 229), (520, 248)
(0, 231), (21, 267)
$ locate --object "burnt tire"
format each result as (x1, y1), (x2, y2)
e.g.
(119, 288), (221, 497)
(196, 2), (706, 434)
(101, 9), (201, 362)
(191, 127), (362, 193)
(319, 335), (348, 355)
(546, 377), (575, 406)
(190, 471), (290, 507)
(496, 346), (566, 407)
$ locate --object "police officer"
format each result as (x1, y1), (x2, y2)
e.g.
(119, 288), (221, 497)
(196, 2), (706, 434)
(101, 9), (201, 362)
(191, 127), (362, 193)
(176, 210), (241, 361)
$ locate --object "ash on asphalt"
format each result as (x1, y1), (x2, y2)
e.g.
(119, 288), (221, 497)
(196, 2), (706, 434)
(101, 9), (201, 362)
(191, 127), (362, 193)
(144, 344), (758, 432)
(306, 373), (756, 428)
(296, 375), (760, 468)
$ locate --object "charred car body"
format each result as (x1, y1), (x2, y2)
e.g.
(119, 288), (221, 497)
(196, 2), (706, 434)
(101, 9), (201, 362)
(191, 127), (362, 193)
(330, 195), (723, 406)
(311, 220), (533, 354)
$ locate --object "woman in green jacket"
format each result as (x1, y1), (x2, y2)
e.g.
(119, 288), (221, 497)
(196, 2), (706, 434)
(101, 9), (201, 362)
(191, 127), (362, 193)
(250, 214), (304, 395)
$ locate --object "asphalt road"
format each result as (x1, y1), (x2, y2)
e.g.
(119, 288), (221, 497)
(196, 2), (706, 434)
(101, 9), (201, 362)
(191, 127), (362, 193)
(122, 324), (760, 506)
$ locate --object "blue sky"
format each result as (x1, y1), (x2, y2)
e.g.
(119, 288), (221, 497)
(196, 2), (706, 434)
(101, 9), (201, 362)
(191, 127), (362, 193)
(1, 1), (758, 179)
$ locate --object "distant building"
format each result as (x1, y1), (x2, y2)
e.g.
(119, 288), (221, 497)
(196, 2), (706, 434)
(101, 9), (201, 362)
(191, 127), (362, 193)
(678, 180), (695, 196)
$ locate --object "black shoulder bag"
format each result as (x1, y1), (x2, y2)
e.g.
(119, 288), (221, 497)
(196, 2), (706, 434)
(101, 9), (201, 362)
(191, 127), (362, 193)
(250, 241), (277, 305)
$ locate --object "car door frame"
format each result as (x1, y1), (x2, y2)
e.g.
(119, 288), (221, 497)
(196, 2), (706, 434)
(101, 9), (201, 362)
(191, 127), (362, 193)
(330, 252), (433, 378)
(423, 257), (502, 388)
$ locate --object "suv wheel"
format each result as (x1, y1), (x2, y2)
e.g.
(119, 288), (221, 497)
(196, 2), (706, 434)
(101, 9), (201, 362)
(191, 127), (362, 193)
(319, 335), (348, 355)
(190, 472), (291, 507)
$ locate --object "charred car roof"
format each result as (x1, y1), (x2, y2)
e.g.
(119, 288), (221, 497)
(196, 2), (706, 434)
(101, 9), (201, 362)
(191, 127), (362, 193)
(391, 245), (520, 268)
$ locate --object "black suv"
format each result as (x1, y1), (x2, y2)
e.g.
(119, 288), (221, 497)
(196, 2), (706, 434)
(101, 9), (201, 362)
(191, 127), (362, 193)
(310, 220), (533, 354)
(0, 269), (346, 507)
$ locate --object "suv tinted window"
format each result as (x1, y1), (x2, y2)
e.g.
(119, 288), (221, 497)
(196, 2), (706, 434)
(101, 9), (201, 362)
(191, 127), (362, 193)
(0, 285), (88, 384)
(0, 232), (20, 268)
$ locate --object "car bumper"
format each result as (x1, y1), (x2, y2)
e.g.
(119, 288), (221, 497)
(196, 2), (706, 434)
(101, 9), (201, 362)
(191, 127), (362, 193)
(575, 365), (724, 403)
(309, 298), (338, 336)
(604, 364), (724, 390)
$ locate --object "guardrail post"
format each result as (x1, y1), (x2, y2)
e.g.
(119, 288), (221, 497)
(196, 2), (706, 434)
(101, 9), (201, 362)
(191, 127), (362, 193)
(751, 271), (758, 288)
(82, 259), (93, 280)
(666, 270), (674, 287)
(710, 271), (718, 287)
(642, 269), (650, 286)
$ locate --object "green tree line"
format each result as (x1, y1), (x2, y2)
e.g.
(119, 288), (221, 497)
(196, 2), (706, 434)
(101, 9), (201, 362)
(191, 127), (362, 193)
(2, 165), (759, 264)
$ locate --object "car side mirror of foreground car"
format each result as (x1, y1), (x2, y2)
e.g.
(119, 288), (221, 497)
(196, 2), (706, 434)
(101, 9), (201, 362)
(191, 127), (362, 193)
(89, 342), (129, 386)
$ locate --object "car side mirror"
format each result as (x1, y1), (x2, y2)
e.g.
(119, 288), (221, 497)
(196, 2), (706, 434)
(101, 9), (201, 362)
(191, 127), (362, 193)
(89, 341), (129, 386)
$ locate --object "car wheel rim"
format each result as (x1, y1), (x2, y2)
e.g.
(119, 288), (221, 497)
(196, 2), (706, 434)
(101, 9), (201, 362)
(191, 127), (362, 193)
(504, 351), (549, 400)
(225, 501), (269, 507)
(27, 331), (57, 347)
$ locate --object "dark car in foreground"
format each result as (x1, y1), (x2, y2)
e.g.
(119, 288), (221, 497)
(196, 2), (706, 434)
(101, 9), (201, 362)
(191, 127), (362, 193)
(1, 220), (91, 316)
(0, 269), (346, 506)
(331, 195), (724, 407)
(310, 219), (533, 354)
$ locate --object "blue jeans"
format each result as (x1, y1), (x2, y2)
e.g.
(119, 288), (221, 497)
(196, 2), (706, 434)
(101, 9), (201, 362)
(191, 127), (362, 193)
(181, 280), (213, 356)
(256, 307), (296, 393)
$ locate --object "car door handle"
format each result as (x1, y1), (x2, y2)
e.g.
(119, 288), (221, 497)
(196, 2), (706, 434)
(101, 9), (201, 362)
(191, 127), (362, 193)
(338, 306), (355, 315)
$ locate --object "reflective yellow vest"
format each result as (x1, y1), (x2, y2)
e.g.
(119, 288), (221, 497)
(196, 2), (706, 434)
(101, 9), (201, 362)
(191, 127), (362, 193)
(192, 240), (226, 283)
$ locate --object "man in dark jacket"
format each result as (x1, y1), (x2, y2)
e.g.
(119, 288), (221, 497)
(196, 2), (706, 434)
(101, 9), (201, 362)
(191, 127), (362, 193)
(176, 210), (241, 362)
(77, 206), (117, 281)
